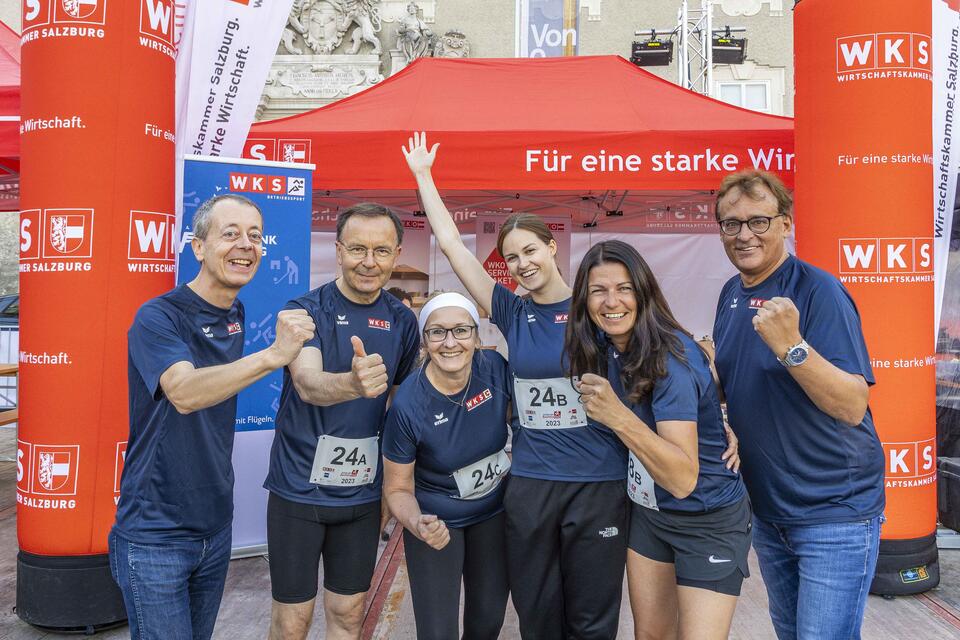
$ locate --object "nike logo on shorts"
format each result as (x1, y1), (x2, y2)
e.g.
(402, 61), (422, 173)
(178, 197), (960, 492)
(708, 555), (732, 564)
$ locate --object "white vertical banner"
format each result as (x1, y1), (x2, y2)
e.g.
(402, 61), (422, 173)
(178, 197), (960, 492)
(176, 0), (293, 159)
(934, 0), (960, 337)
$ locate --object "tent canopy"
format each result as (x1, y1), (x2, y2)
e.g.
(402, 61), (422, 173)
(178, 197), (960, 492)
(249, 55), (793, 194)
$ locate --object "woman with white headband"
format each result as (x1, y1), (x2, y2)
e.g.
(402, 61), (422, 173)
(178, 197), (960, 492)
(382, 293), (511, 640)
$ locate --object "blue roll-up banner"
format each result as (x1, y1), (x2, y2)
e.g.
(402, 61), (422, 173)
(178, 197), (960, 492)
(179, 156), (313, 551)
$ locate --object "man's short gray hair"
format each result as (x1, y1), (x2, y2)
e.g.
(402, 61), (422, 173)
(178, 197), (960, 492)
(192, 194), (263, 240)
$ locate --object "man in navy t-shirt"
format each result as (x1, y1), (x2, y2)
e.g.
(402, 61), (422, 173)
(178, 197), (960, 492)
(264, 203), (419, 640)
(711, 171), (884, 640)
(110, 194), (316, 640)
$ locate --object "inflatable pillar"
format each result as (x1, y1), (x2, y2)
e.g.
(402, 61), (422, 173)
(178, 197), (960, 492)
(795, 0), (939, 594)
(17, 0), (176, 628)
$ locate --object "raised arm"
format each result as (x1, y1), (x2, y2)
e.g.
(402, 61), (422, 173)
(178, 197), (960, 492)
(402, 131), (496, 315)
(160, 308), (315, 415)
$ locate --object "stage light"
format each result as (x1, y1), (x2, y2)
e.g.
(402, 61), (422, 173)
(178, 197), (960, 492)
(631, 31), (674, 67)
(712, 27), (747, 64)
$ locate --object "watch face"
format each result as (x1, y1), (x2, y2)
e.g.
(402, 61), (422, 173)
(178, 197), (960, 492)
(787, 346), (808, 366)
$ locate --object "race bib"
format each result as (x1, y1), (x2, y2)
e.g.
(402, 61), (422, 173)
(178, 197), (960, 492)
(514, 376), (587, 430)
(310, 435), (379, 487)
(627, 452), (659, 511)
(451, 449), (511, 500)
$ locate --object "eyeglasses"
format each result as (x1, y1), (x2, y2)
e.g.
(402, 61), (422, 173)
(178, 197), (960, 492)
(424, 325), (477, 342)
(338, 242), (396, 261)
(718, 214), (785, 236)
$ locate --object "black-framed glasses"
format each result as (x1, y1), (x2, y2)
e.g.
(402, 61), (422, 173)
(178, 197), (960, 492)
(424, 325), (477, 342)
(718, 214), (784, 236)
(337, 241), (396, 261)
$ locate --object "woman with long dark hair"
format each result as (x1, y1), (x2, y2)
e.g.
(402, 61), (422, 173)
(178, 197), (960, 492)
(402, 133), (630, 639)
(566, 240), (751, 640)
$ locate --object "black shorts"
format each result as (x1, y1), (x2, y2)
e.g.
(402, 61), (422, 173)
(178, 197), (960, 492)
(628, 496), (752, 596)
(266, 492), (381, 602)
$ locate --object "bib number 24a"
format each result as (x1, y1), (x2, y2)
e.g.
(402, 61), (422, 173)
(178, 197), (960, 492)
(310, 435), (378, 487)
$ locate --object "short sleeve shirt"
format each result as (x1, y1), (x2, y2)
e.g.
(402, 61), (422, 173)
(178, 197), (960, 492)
(713, 255), (885, 525)
(382, 350), (511, 528)
(114, 285), (244, 542)
(265, 282), (420, 507)
(610, 333), (745, 512)
(490, 284), (626, 481)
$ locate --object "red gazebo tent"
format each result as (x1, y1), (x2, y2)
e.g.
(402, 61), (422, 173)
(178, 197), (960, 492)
(247, 55), (793, 200)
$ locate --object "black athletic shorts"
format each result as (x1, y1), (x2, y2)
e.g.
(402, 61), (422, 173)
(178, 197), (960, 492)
(628, 495), (752, 596)
(266, 492), (381, 602)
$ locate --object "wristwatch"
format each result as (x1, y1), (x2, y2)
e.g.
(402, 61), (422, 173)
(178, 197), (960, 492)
(778, 340), (810, 367)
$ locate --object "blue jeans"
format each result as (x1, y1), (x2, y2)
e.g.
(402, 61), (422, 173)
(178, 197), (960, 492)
(108, 526), (232, 640)
(752, 515), (882, 640)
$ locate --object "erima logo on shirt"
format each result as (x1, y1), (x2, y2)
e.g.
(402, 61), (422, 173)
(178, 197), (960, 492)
(202, 326), (213, 338)
(368, 318), (391, 331)
(730, 297), (738, 309)
(598, 527), (619, 538)
(434, 413), (448, 426)
(336, 314), (349, 326)
(554, 313), (568, 323)
(227, 322), (242, 335)
(527, 314), (536, 323)
(748, 298), (767, 310)
(465, 389), (492, 411)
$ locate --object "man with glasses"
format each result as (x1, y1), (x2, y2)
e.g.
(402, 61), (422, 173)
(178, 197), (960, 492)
(111, 194), (316, 640)
(710, 170), (884, 639)
(264, 203), (419, 640)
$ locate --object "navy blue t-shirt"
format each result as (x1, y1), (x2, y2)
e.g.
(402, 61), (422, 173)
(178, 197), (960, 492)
(490, 284), (626, 481)
(713, 255), (885, 525)
(265, 282), (420, 507)
(610, 333), (745, 513)
(382, 350), (512, 528)
(115, 285), (244, 542)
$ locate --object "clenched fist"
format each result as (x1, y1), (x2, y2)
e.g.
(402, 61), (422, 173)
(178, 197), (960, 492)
(270, 309), (316, 367)
(577, 373), (629, 429)
(350, 336), (388, 398)
(752, 297), (802, 358)
(414, 514), (449, 550)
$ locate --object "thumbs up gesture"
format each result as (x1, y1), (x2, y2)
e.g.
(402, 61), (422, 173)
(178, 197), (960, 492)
(350, 336), (388, 398)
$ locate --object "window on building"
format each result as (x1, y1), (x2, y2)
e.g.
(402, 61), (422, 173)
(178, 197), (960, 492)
(717, 81), (770, 112)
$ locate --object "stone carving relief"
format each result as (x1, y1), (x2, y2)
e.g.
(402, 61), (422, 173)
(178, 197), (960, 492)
(433, 28), (470, 58)
(280, 0), (383, 56)
(396, 2), (434, 63)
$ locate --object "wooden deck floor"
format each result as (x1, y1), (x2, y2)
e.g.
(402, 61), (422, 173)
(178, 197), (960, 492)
(1, 425), (959, 638)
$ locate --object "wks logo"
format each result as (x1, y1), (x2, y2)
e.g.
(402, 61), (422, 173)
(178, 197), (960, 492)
(836, 33), (931, 79)
(839, 238), (933, 274)
(32, 444), (80, 495)
(884, 438), (935, 482)
(129, 211), (175, 262)
(230, 172), (285, 195)
(140, 0), (174, 46)
(20, 209), (41, 261)
(43, 209), (94, 259)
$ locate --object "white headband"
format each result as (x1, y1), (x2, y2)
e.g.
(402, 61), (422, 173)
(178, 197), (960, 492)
(418, 292), (481, 335)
